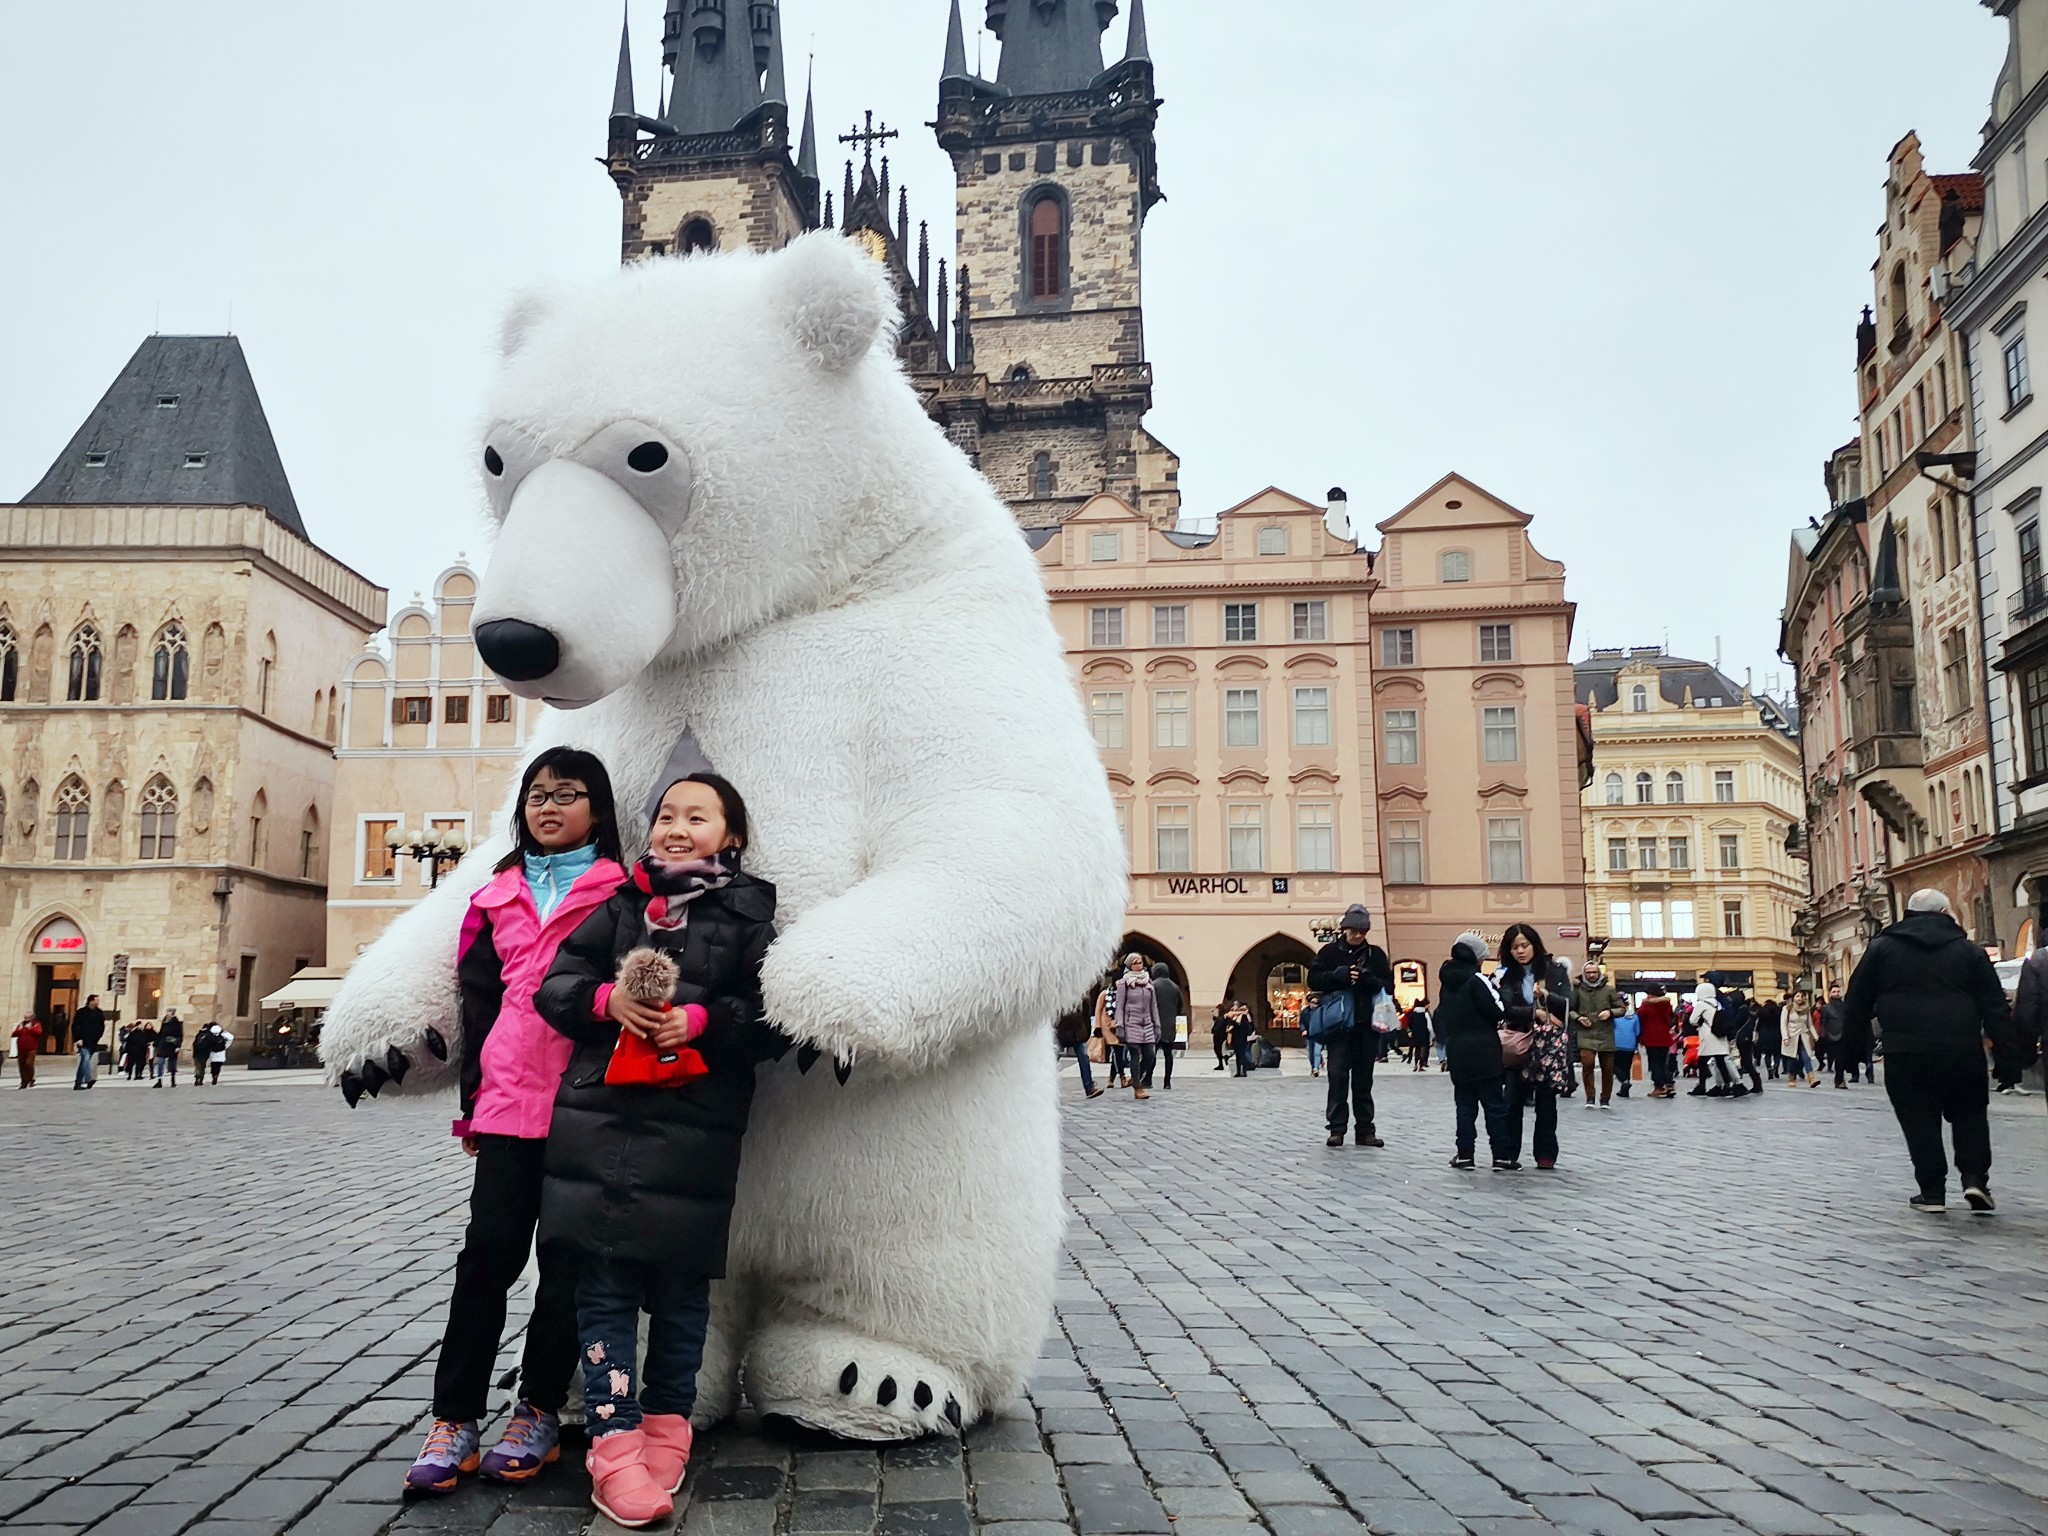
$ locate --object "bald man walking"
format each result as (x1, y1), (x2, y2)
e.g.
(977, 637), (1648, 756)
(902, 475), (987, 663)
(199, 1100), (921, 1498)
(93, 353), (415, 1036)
(1843, 890), (2025, 1215)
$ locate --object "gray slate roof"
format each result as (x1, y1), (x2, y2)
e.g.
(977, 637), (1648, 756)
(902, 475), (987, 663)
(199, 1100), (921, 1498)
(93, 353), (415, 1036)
(991, 0), (1109, 95)
(1574, 650), (1744, 711)
(21, 335), (308, 539)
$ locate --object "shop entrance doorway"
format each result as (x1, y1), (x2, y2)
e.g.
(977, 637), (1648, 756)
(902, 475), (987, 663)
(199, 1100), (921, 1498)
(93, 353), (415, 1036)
(34, 964), (82, 1050)
(1227, 935), (1318, 1043)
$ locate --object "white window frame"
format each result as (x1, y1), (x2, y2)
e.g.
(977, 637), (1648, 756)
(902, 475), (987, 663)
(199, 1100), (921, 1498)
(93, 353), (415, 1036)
(1640, 901), (1665, 940)
(1607, 837), (1629, 872)
(1718, 833), (1741, 871)
(1441, 549), (1472, 583)
(1671, 900), (1697, 940)
(1608, 902), (1634, 940)
(357, 813), (401, 886)
(1227, 803), (1265, 872)
(1386, 818), (1424, 885)
(1152, 604), (1188, 646)
(1482, 706), (1520, 763)
(1486, 816), (1526, 883)
(1668, 836), (1691, 870)
(1713, 768), (1736, 803)
(1089, 690), (1128, 751)
(1153, 689), (1191, 749)
(1089, 530), (1121, 563)
(1154, 803), (1193, 873)
(1088, 606), (1125, 648)
(1721, 899), (1745, 939)
(1384, 709), (1420, 765)
(1478, 623), (1515, 663)
(1225, 687), (1262, 748)
(1292, 686), (1331, 747)
(1380, 628), (1416, 666)
(1257, 526), (1289, 556)
(1295, 802), (1336, 872)
(1223, 602), (1259, 644)
(1292, 600), (1327, 642)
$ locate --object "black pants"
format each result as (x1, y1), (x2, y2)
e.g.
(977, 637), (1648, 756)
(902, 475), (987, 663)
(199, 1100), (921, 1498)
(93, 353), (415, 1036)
(1129, 1041), (1158, 1088)
(1736, 1038), (1765, 1091)
(1836, 1046), (1874, 1086)
(432, 1135), (580, 1423)
(1503, 1074), (1557, 1164)
(1884, 1052), (1991, 1197)
(1155, 1041), (1174, 1088)
(1645, 1045), (1673, 1088)
(1212, 1029), (1229, 1069)
(1324, 1030), (1376, 1137)
(1454, 1076), (1511, 1160)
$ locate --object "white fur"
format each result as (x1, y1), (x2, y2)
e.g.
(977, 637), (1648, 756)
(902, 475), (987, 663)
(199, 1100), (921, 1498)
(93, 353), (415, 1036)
(319, 235), (1127, 1438)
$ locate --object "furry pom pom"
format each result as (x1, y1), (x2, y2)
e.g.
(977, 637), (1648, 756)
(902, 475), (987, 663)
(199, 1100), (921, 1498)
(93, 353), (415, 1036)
(618, 947), (681, 1005)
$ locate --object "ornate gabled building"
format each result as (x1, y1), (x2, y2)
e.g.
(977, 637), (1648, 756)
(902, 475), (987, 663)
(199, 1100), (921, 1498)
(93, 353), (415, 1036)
(0, 336), (386, 1056)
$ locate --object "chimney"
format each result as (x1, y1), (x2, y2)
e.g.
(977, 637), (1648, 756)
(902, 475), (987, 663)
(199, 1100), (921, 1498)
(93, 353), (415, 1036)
(1325, 486), (1351, 542)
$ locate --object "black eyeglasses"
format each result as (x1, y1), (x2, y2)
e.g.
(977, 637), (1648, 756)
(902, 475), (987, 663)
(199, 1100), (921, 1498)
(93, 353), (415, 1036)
(524, 788), (591, 808)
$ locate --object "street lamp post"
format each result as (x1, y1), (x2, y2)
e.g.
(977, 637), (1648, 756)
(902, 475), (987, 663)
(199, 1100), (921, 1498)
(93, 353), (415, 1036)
(386, 824), (469, 889)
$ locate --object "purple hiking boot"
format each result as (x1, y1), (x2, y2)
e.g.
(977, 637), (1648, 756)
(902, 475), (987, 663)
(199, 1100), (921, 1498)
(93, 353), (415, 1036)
(480, 1400), (562, 1483)
(403, 1419), (481, 1496)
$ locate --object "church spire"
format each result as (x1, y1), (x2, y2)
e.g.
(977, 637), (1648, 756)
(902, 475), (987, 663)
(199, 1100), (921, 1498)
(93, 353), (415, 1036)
(666, 0), (767, 134)
(610, 1), (636, 122)
(989, 0), (1111, 96)
(942, 0), (974, 85)
(797, 63), (819, 182)
(1121, 0), (1149, 65)
(761, 0), (789, 109)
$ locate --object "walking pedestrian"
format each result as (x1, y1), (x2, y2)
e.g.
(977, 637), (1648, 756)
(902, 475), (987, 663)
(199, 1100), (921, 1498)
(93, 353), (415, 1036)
(71, 994), (106, 1090)
(1437, 934), (1513, 1170)
(2007, 940), (2048, 1096)
(1842, 889), (2028, 1214)
(1308, 904), (1394, 1149)
(11, 1014), (42, 1089)
(1210, 999), (1231, 1072)
(1818, 982), (1847, 1076)
(1571, 959), (1623, 1108)
(1756, 997), (1783, 1081)
(1113, 954), (1160, 1102)
(1148, 963), (1183, 1090)
(207, 1025), (233, 1083)
(1637, 982), (1676, 1097)
(122, 1020), (156, 1081)
(1689, 983), (1747, 1097)
(1612, 995), (1639, 1098)
(1094, 981), (1125, 1089)
(1056, 1000), (1102, 1099)
(1725, 989), (1764, 1094)
(1227, 1000), (1256, 1076)
(1405, 995), (1433, 1072)
(193, 1022), (227, 1085)
(1783, 988), (1821, 1085)
(154, 1011), (183, 1087)
(1498, 925), (1572, 1168)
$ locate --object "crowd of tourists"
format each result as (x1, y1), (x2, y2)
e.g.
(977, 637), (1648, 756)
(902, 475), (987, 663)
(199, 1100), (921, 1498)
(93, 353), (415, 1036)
(1063, 891), (2043, 1215)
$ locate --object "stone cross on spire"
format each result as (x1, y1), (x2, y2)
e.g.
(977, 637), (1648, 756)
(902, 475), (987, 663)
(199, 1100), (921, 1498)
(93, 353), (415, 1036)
(839, 110), (900, 168)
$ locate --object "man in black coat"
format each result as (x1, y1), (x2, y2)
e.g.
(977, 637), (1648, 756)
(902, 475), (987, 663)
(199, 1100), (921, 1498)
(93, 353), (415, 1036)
(1308, 904), (1395, 1149)
(1843, 889), (2025, 1214)
(71, 995), (106, 1090)
(1147, 963), (1184, 1090)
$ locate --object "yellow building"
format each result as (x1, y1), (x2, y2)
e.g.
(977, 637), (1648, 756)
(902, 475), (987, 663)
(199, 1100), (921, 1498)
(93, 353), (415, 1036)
(0, 336), (385, 1053)
(326, 565), (540, 967)
(1576, 648), (1806, 997)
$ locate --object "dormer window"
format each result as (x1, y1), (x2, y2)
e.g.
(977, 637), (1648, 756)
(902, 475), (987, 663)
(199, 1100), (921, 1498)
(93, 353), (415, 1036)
(84, 451), (109, 468)
(156, 394), (179, 409)
(183, 452), (208, 469)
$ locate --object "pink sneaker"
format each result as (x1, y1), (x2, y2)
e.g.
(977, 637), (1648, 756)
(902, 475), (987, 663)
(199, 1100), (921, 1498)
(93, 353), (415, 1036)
(640, 1413), (694, 1495)
(586, 1428), (674, 1529)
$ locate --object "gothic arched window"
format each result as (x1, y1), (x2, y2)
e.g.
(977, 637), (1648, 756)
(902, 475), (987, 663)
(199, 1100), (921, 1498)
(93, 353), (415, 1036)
(1027, 191), (1065, 301)
(151, 622), (190, 701)
(67, 623), (102, 702)
(139, 776), (178, 860)
(53, 777), (90, 861)
(680, 218), (716, 255)
(0, 621), (15, 702)
(1033, 451), (1056, 499)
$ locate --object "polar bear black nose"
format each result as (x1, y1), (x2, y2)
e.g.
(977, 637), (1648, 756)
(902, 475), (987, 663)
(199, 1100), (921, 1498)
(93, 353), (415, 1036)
(475, 619), (562, 682)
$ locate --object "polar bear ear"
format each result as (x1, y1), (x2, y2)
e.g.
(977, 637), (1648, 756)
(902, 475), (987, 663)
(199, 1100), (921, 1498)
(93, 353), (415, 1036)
(498, 290), (558, 359)
(772, 233), (898, 373)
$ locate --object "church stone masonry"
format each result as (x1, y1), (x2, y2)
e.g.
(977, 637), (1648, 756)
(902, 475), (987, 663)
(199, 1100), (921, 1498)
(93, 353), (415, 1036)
(601, 0), (1179, 529)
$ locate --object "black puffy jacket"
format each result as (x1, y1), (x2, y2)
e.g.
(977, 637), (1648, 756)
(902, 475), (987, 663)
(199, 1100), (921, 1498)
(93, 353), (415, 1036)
(1433, 957), (1504, 1085)
(1843, 911), (2017, 1067)
(534, 874), (785, 1275)
(1308, 936), (1394, 1026)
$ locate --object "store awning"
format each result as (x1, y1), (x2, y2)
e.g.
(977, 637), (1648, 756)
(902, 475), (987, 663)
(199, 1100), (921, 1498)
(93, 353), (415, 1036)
(259, 968), (346, 1011)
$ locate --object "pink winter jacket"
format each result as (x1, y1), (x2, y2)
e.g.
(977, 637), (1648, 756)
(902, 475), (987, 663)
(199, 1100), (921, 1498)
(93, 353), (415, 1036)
(451, 856), (627, 1140)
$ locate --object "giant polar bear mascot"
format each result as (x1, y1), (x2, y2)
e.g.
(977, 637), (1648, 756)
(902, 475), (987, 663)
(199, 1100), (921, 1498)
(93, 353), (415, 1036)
(320, 234), (1127, 1441)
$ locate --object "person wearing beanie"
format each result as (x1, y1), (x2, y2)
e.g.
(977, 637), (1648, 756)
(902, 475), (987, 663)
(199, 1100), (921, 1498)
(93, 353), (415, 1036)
(1842, 888), (2027, 1214)
(1307, 905), (1395, 1149)
(1435, 933), (1514, 1169)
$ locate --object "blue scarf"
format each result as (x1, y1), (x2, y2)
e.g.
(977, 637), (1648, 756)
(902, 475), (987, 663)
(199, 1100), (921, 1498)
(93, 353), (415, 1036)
(523, 842), (600, 920)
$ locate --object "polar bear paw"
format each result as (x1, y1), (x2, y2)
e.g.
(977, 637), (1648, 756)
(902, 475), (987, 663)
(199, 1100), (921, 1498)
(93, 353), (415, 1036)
(334, 1027), (450, 1107)
(745, 1322), (976, 1442)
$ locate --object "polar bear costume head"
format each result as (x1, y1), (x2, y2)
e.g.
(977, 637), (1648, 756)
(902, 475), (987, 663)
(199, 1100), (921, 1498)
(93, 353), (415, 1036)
(471, 234), (923, 707)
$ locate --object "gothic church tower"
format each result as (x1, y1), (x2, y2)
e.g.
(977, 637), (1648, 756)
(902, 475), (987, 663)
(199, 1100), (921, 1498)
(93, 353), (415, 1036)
(929, 0), (1179, 527)
(605, 0), (821, 259)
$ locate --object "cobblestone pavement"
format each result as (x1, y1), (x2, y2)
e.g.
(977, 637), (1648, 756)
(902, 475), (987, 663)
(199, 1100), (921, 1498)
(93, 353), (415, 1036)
(1, 1058), (2045, 1536)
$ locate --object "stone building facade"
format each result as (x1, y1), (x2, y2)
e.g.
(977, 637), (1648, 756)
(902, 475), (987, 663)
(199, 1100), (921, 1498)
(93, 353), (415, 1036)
(1851, 134), (1997, 940)
(1366, 475), (1592, 977)
(1576, 650), (1806, 998)
(0, 337), (385, 1055)
(326, 565), (541, 967)
(1035, 486), (1382, 1032)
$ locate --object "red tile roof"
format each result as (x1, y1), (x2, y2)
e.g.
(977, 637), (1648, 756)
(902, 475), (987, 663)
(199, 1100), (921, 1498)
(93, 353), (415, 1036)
(1931, 173), (1986, 213)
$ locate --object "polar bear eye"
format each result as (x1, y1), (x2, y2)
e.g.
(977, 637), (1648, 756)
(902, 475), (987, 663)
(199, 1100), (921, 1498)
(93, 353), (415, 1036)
(627, 442), (670, 473)
(484, 446), (505, 476)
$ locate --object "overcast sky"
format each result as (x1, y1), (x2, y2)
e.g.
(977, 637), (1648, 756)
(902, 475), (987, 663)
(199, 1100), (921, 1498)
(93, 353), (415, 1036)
(0, 2), (2012, 684)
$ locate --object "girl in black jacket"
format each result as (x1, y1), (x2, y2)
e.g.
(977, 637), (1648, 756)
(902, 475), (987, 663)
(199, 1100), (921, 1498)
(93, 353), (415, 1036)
(535, 774), (785, 1528)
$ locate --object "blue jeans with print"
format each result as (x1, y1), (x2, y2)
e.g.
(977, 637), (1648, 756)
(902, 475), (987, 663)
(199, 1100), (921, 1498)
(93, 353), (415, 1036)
(578, 1257), (711, 1434)
(74, 1045), (96, 1088)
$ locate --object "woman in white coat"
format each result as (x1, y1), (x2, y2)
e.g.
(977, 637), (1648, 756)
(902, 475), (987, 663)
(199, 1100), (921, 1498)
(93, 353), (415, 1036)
(1686, 983), (1745, 1097)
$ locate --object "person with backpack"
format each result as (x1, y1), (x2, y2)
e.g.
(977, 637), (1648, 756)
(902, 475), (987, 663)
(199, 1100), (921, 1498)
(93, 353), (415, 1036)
(1307, 905), (1394, 1149)
(154, 1011), (184, 1087)
(1688, 983), (1745, 1097)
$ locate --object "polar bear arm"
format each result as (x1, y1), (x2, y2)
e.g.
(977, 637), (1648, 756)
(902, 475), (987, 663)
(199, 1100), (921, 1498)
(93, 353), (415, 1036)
(318, 836), (505, 1094)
